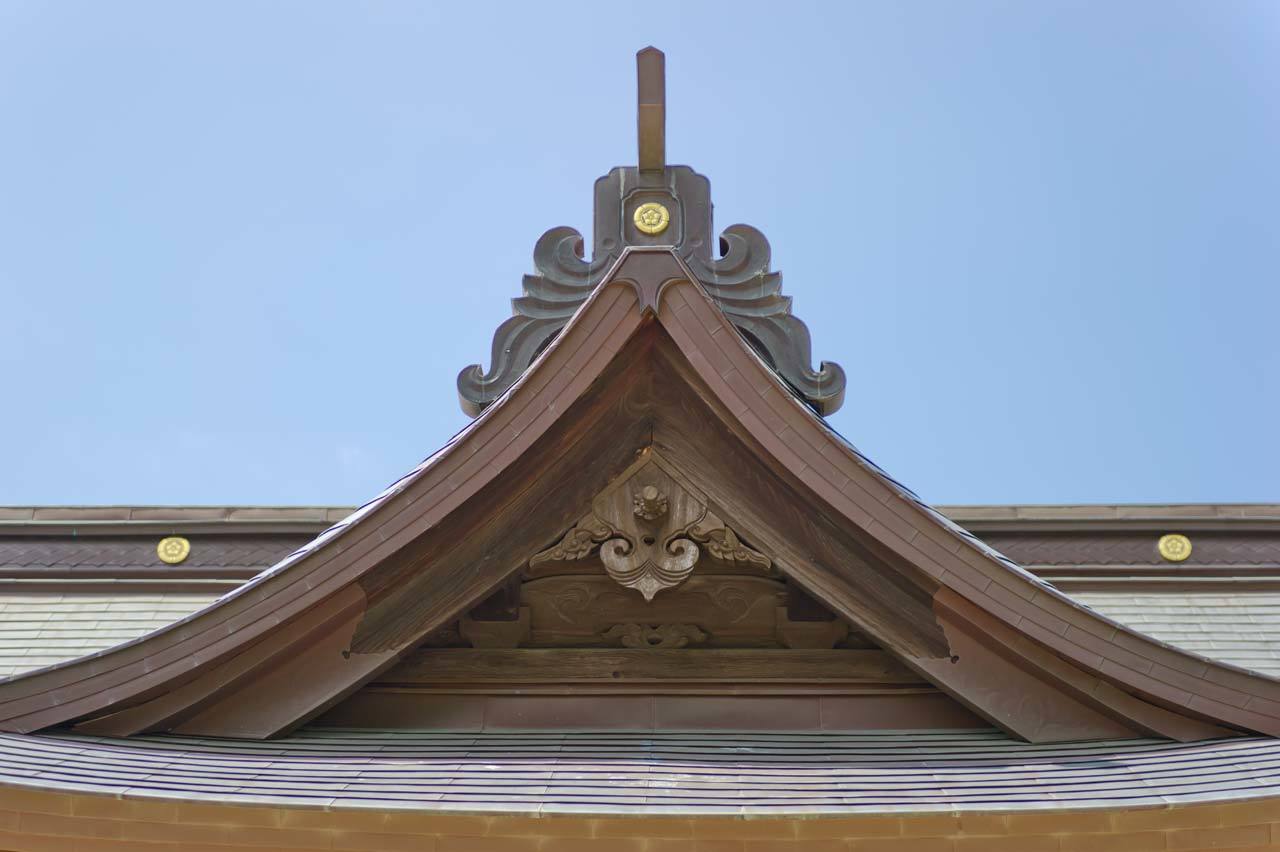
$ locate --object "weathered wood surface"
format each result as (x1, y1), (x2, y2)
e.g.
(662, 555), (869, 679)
(378, 648), (922, 684)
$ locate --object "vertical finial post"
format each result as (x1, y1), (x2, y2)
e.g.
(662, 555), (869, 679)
(637, 47), (665, 172)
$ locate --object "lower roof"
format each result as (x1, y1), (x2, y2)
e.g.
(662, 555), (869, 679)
(2, 728), (1278, 815)
(4, 503), (1280, 681)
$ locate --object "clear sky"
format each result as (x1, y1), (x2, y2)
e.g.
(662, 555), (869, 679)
(1, 1), (1276, 507)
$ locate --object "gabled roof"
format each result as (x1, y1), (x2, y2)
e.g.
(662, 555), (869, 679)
(4, 504), (1280, 678)
(0, 48), (1277, 750)
(0, 241), (1277, 744)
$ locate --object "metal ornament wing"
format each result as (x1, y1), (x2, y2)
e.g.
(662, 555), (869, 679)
(456, 227), (613, 417)
(457, 162), (845, 417)
(683, 224), (846, 416)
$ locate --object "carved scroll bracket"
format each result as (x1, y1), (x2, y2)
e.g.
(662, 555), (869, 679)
(529, 454), (770, 601)
(603, 623), (706, 649)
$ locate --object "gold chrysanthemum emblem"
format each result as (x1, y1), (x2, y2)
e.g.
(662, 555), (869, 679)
(633, 202), (670, 235)
(1157, 533), (1192, 563)
(157, 536), (191, 565)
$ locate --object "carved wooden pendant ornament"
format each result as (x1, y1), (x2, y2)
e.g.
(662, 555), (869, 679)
(531, 455), (769, 601)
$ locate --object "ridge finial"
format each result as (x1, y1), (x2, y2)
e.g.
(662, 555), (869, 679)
(637, 47), (665, 172)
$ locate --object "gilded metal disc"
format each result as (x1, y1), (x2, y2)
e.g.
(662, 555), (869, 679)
(633, 202), (670, 235)
(1157, 533), (1192, 563)
(157, 536), (191, 565)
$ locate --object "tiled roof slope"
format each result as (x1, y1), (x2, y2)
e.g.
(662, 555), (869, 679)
(3, 588), (1280, 683)
(0, 593), (220, 677)
(1075, 592), (1280, 678)
(1, 728), (1277, 814)
(0, 504), (1279, 680)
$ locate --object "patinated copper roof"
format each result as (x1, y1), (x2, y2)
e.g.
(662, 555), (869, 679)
(1, 729), (1277, 814)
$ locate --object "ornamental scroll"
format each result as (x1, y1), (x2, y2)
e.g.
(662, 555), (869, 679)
(529, 454), (770, 601)
(456, 168), (846, 417)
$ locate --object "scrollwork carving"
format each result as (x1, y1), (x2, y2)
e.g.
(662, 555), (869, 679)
(530, 515), (617, 566)
(601, 533), (699, 602)
(527, 454), (771, 602)
(683, 224), (845, 416)
(603, 623), (707, 649)
(457, 227), (614, 417)
(688, 511), (772, 571)
(458, 162), (845, 417)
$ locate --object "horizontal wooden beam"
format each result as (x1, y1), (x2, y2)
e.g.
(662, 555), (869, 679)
(378, 648), (923, 685)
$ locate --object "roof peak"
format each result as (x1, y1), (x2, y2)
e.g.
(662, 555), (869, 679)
(457, 49), (846, 417)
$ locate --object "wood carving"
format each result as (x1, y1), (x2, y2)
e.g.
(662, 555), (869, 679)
(529, 515), (616, 566)
(688, 514), (772, 571)
(602, 623), (707, 649)
(529, 453), (770, 601)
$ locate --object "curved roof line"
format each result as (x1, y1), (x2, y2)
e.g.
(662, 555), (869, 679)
(0, 247), (1276, 741)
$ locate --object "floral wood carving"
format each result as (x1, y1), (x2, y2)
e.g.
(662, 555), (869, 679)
(528, 454), (770, 602)
(603, 623), (707, 649)
(687, 515), (771, 571)
(529, 514), (616, 567)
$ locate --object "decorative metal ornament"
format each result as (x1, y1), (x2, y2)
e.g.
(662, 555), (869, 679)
(632, 202), (670, 235)
(156, 536), (191, 565)
(1158, 533), (1192, 563)
(456, 49), (845, 418)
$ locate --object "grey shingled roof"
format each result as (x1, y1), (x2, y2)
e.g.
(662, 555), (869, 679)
(0, 592), (221, 677)
(1074, 591), (1280, 678)
(2, 589), (1276, 682)
(1, 728), (1278, 813)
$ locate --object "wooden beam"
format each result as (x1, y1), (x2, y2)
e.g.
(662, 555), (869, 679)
(378, 648), (923, 684)
(637, 47), (665, 171)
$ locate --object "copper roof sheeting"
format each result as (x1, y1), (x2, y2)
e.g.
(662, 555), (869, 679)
(0, 729), (1278, 814)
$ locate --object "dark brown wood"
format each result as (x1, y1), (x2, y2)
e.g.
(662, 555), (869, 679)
(352, 333), (660, 653)
(315, 690), (985, 731)
(378, 648), (921, 684)
(643, 333), (950, 660)
(520, 574), (791, 648)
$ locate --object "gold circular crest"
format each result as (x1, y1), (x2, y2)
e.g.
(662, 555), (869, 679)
(157, 536), (191, 565)
(1157, 533), (1192, 563)
(633, 202), (670, 236)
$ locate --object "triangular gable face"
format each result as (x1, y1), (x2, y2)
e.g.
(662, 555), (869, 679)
(2, 50), (1280, 745)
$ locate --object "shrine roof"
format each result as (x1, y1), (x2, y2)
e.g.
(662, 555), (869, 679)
(2, 504), (1279, 680)
(1, 728), (1278, 815)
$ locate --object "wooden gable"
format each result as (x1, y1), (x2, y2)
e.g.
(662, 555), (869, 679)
(0, 50), (1278, 745)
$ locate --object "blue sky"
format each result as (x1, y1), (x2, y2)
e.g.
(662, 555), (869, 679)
(1, 2), (1276, 506)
